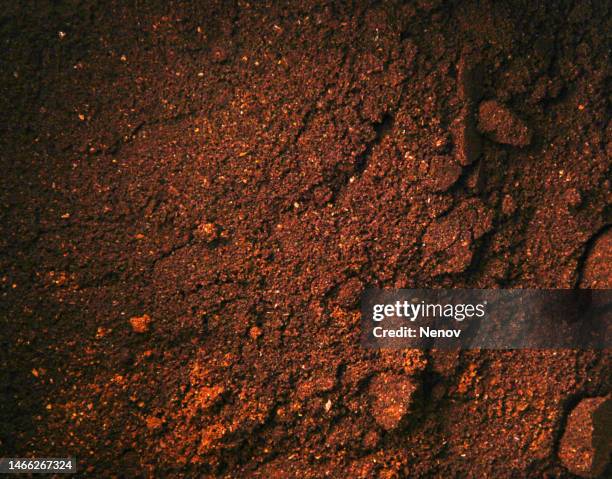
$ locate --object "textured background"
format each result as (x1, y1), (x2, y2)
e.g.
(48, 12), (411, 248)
(1, 1), (610, 477)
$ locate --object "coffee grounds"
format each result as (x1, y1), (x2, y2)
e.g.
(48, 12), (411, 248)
(1, 1), (610, 477)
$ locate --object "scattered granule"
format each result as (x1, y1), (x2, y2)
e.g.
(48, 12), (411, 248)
(129, 314), (151, 333)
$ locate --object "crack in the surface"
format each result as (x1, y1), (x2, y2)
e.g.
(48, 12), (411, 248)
(574, 224), (611, 288)
(148, 236), (194, 273)
(353, 112), (395, 175)
(106, 109), (204, 155)
(279, 49), (350, 157)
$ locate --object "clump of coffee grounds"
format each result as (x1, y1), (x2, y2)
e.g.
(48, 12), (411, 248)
(0, 1), (610, 478)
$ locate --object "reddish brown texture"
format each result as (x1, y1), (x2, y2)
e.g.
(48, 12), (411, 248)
(130, 314), (152, 334)
(0, 1), (610, 478)
(580, 230), (612, 289)
(478, 99), (532, 147)
(368, 373), (417, 431)
(559, 396), (611, 478)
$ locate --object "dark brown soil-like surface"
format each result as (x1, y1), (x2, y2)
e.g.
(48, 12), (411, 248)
(1, 1), (610, 477)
